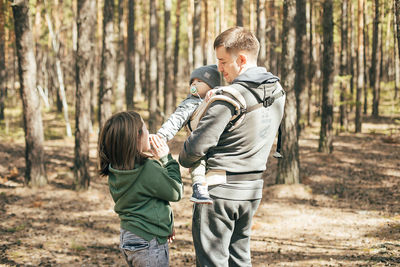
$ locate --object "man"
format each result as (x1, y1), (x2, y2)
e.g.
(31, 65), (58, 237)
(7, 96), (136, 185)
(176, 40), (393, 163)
(179, 27), (285, 267)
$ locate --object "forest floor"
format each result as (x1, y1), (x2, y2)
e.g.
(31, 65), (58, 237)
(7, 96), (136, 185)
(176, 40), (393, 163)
(0, 113), (400, 266)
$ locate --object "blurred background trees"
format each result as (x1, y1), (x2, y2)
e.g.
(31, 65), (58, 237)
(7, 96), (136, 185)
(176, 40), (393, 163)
(2, 0), (399, 188)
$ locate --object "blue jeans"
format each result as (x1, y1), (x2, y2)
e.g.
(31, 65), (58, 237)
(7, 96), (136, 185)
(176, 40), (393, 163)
(120, 229), (169, 267)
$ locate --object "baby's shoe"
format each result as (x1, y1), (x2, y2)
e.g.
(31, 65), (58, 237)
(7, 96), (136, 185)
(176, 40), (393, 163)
(190, 183), (213, 204)
(273, 151), (283, 158)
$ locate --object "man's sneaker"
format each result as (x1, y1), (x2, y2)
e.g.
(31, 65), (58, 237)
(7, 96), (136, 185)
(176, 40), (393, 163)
(273, 151), (283, 158)
(190, 183), (213, 204)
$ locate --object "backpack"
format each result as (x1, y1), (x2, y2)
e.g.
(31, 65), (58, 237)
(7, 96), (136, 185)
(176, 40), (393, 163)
(187, 81), (285, 132)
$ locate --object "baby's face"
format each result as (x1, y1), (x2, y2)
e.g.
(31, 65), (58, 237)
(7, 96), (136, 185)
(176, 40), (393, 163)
(191, 78), (212, 98)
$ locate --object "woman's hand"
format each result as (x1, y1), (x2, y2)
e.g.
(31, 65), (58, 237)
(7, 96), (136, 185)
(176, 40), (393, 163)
(149, 134), (170, 159)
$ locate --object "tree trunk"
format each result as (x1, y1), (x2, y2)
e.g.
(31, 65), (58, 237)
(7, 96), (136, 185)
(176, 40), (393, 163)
(115, 0), (126, 111)
(45, 11), (72, 137)
(339, 0), (348, 130)
(256, 0), (266, 67)
(193, 0), (202, 68)
(236, 0), (243, 26)
(276, 0), (300, 185)
(12, 0), (47, 187)
(295, 0), (306, 135)
(74, 0), (95, 190)
(349, 0), (356, 112)
(187, 0), (193, 74)
(125, 0), (135, 110)
(395, 0), (399, 99)
(148, 0), (158, 132)
(318, 0), (334, 153)
(164, 0), (174, 116)
(267, 0), (277, 75)
(363, 5), (369, 115)
(173, 0), (181, 108)
(355, 0), (364, 133)
(371, 0), (381, 117)
(0, 0), (5, 120)
(307, 0), (316, 126)
(396, 0), (400, 59)
(99, 0), (117, 128)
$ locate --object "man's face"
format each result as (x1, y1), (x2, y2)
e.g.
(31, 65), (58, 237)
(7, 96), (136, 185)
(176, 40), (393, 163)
(215, 46), (242, 83)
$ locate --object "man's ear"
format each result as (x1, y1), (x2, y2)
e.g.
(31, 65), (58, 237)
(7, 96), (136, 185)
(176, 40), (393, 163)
(236, 52), (248, 66)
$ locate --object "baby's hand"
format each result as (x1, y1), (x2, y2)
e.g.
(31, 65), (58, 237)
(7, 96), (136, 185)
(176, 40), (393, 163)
(205, 89), (218, 101)
(149, 134), (170, 159)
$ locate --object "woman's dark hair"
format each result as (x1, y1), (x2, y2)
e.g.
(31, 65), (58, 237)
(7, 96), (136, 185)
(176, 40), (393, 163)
(98, 111), (148, 176)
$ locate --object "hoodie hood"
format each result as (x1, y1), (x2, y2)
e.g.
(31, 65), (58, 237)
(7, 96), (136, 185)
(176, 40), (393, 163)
(232, 66), (280, 85)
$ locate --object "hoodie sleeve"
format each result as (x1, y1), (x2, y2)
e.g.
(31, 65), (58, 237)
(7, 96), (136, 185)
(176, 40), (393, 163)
(157, 96), (200, 141)
(145, 154), (183, 202)
(179, 100), (235, 168)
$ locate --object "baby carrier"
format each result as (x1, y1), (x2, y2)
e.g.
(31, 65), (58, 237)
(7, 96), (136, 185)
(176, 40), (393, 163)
(187, 81), (285, 132)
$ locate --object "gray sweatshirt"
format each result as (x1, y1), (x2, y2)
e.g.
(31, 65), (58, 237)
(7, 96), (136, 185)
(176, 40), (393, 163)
(179, 67), (285, 200)
(157, 94), (202, 142)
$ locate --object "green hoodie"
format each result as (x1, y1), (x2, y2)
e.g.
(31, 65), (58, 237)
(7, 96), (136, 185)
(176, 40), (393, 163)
(108, 154), (182, 244)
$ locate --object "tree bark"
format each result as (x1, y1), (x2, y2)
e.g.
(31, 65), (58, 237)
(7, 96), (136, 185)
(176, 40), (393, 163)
(0, 0), (5, 120)
(148, 0), (158, 132)
(295, 0), (306, 135)
(355, 0), (364, 132)
(267, 0), (277, 75)
(236, 0), (243, 26)
(371, 0), (381, 117)
(193, 0), (202, 68)
(99, 0), (117, 128)
(256, 0), (266, 67)
(307, 0), (316, 126)
(395, 0), (399, 99)
(173, 0), (181, 108)
(125, 0), (135, 110)
(187, 0), (193, 74)
(74, 0), (95, 190)
(396, 0), (400, 59)
(12, 0), (47, 187)
(276, 0), (300, 185)
(164, 0), (174, 117)
(339, 0), (348, 130)
(318, 0), (334, 153)
(115, 0), (126, 111)
(45, 11), (72, 137)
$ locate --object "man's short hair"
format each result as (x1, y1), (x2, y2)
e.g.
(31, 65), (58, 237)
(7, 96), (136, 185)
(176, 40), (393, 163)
(214, 27), (260, 58)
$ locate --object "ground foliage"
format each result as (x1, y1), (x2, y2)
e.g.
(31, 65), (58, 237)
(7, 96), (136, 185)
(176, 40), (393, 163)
(0, 115), (399, 266)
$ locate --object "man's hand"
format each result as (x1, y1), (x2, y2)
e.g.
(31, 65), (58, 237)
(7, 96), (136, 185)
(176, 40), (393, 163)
(167, 228), (175, 243)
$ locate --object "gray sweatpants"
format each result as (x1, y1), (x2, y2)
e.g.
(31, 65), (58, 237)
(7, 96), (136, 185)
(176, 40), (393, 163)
(192, 198), (261, 267)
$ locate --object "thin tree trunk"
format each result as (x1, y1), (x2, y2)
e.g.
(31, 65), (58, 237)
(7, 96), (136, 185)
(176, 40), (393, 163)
(12, 0), (47, 187)
(295, 0), (306, 135)
(0, 0), (5, 120)
(268, 0), (277, 74)
(256, 0), (266, 67)
(148, 0), (158, 132)
(395, 0), (400, 59)
(187, 0), (193, 74)
(363, 4), (369, 115)
(349, 0), (355, 112)
(172, 0), (181, 108)
(277, 0), (300, 185)
(74, 0), (95, 190)
(115, 0), (126, 111)
(307, 0), (315, 126)
(355, 0), (364, 132)
(125, 0), (135, 110)
(202, 0), (208, 65)
(164, 0), (174, 116)
(395, 0), (399, 99)
(45, 11), (72, 137)
(99, 0), (117, 128)
(318, 0), (334, 153)
(236, 0), (243, 26)
(193, 0), (202, 68)
(339, 0), (348, 130)
(371, 0), (381, 117)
